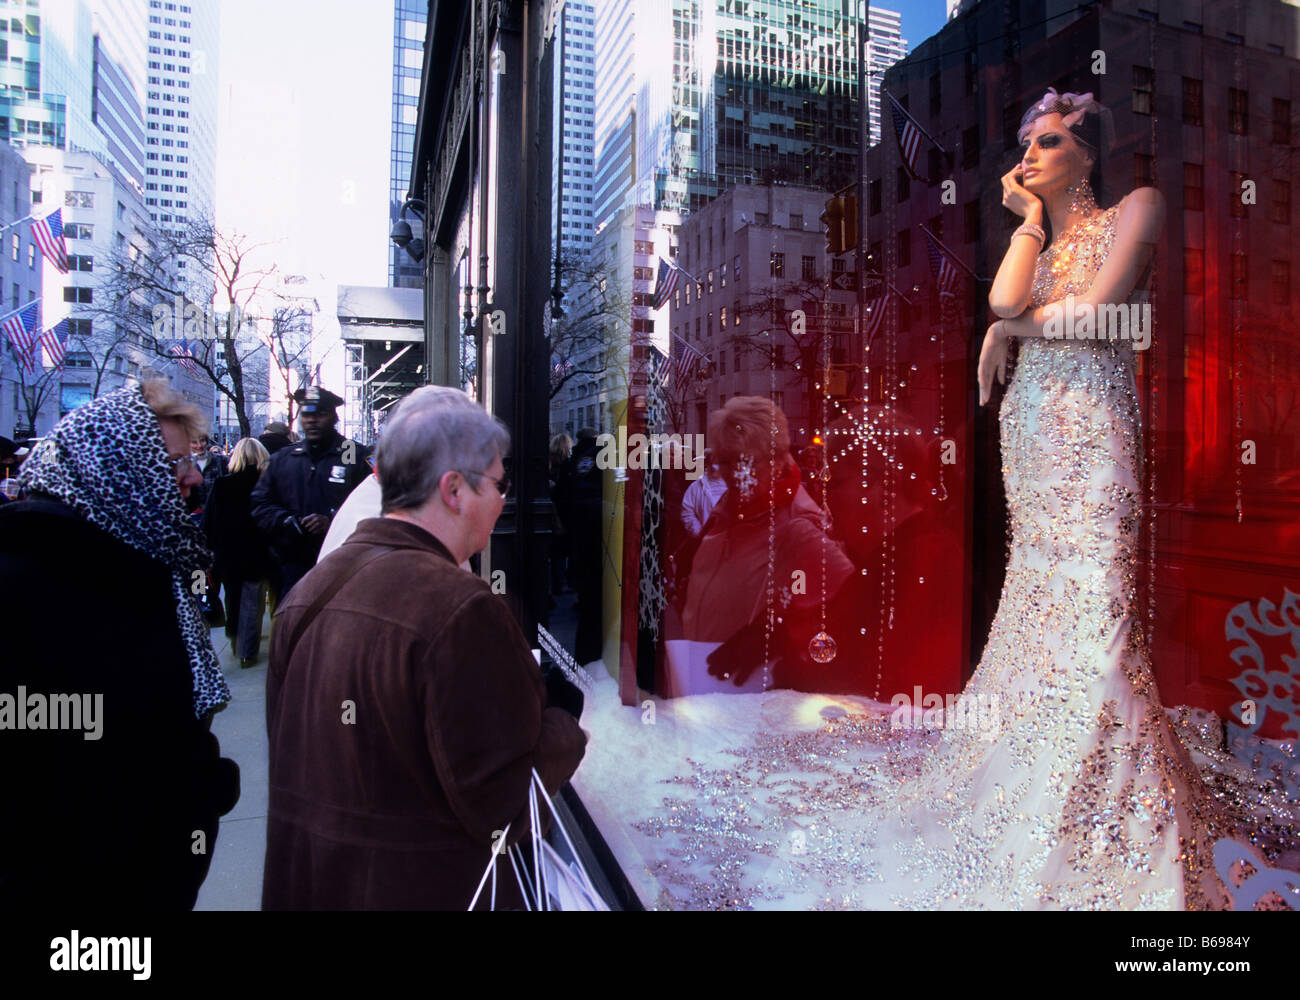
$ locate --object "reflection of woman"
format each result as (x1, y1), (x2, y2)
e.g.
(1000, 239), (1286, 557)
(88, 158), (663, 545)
(865, 90), (1275, 908)
(0, 382), (240, 908)
(668, 396), (854, 696)
(204, 437), (275, 667)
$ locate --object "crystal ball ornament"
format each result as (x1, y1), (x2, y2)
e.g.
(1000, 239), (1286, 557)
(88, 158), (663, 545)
(808, 631), (838, 664)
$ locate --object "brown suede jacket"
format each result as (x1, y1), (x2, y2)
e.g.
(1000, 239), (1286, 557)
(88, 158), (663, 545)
(262, 516), (587, 910)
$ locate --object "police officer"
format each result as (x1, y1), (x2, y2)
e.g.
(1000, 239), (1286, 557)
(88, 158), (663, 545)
(250, 386), (371, 598)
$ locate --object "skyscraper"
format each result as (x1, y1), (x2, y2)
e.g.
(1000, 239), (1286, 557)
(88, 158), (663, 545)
(390, 0), (426, 288)
(143, 0), (218, 257)
(591, 0), (907, 231)
(0, 0), (150, 189)
(552, 0), (597, 257)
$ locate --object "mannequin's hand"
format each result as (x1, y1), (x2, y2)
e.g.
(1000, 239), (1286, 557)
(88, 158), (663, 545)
(978, 322), (1009, 406)
(1001, 166), (1041, 222)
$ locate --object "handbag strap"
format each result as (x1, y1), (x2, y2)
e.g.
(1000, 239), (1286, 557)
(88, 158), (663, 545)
(284, 545), (394, 659)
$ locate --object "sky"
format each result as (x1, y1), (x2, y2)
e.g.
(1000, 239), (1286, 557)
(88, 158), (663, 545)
(214, 0), (393, 289)
(211, 0), (949, 292)
(890, 0), (949, 54)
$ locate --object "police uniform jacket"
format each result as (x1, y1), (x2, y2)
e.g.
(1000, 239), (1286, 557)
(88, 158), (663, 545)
(250, 431), (370, 573)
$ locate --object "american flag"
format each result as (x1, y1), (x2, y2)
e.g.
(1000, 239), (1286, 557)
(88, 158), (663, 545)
(651, 256), (683, 310)
(863, 289), (892, 343)
(169, 339), (203, 377)
(671, 333), (704, 385)
(887, 92), (929, 182)
(40, 319), (68, 369)
(1, 302), (39, 373)
(921, 225), (966, 297)
(30, 208), (68, 274)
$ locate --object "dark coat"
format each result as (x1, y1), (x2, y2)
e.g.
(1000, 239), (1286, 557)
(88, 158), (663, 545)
(0, 498), (240, 909)
(262, 517), (587, 910)
(187, 451), (228, 514)
(203, 465), (273, 581)
(249, 431), (371, 593)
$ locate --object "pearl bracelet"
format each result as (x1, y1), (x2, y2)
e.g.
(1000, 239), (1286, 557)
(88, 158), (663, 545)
(1013, 222), (1046, 247)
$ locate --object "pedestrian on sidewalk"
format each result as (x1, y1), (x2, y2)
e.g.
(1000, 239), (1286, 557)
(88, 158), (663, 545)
(204, 437), (275, 667)
(263, 386), (586, 910)
(250, 386), (371, 599)
(0, 380), (241, 909)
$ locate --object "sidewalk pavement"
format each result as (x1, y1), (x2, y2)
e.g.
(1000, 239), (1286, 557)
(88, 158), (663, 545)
(195, 616), (269, 911)
(194, 588), (583, 910)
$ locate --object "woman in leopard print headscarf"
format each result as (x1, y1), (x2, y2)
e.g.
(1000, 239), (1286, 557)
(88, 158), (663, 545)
(18, 381), (230, 717)
(0, 379), (240, 909)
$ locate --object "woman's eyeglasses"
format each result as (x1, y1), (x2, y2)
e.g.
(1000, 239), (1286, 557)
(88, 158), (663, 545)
(469, 470), (511, 497)
(168, 454), (198, 474)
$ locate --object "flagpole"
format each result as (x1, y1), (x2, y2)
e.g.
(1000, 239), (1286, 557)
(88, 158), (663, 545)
(919, 222), (988, 282)
(886, 89), (947, 154)
(0, 212), (38, 238)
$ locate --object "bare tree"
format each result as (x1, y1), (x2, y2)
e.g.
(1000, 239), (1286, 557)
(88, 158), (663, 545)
(548, 249), (633, 402)
(91, 217), (284, 438)
(8, 353), (62, 437)
(261, 303), (319, 427)
(67, 322), (138, 399)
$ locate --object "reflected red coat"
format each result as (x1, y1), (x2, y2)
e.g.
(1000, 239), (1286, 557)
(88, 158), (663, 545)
(262, 517), (586, 910)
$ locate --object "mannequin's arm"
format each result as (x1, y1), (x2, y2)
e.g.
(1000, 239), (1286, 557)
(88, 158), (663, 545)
(988, 202), (1045, 319)
(1002, 187), (1165, 340)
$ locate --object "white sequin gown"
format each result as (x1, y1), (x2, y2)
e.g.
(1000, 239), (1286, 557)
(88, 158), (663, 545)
(855, 203), (1239, 909)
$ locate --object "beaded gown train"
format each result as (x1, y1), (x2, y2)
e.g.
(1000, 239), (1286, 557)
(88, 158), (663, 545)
(851, 201), (1246, 909)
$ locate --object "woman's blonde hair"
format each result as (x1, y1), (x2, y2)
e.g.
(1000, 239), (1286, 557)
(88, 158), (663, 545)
(140, 377), (207, 440)
(229, 437), (270, 474)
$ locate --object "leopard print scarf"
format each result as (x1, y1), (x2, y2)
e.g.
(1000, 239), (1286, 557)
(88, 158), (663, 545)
(18, 385), (231, 718)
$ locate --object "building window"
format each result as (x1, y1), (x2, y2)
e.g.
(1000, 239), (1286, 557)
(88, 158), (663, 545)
(1229, 88), (1248, 135)
(1273, 180), (1292, 225)
(1133, 66), (1154, 116)
(963, 201), (980, 244)
(9, 234), (16, 261)
(1272, 260), (1290, 306)
(869, 178), (881, 216)
(720, 306), (727, 329)
(1135, 153), (1154, 189)
(1183, 163), (1204, 211)
(63, 287), (93, 303)
(1274, 98), (1292, 146)
(734, 254), (741, 280)
(27, 243), (34, 268)
(896, 166), (910, 202)
(896, 230), (911, 266)
(1183, 248), (1203, 296)
(1182, 78), (1202, 126)
(801, 255), (816, 281)
(770, 252), (784, 278)
(961, 125), (978, 170)
(65, 191), (94, 208)
(789, 214), (803, 230)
